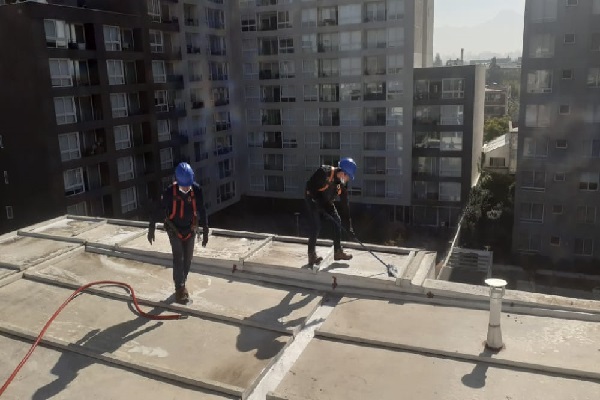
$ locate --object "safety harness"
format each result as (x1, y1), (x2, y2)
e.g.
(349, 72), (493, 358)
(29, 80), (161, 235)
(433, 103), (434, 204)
(315, 167), (342, 196)
(166, 183), (197, 241)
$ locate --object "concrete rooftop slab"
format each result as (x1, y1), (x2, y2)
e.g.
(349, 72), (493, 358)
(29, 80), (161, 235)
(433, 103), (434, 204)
(27, 250), (322, 332)
(0, 236), (79, 270)
(268, 338), (600, 400)
(0, 334), (235, 400)
(75, 222), (145, 245)
(24, 217), (102, 237)
(0, 279), (290, 396)
(317, 297), (600, 380)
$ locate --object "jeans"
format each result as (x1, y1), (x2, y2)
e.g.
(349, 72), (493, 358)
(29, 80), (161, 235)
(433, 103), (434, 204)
(305, 197), (342, 254)
(167, 231), (196, 289)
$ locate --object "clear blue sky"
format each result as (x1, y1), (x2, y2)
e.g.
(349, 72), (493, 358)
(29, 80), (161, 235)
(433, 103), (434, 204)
(434, 0), (526, 59)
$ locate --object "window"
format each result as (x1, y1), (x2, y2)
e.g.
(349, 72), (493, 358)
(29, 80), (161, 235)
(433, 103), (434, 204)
(107, 60), (125, 85)
(517, 233), (541, 253)
(439, 157), (462, 177)
(120, 187), (138, 214)
(338, 4), (361, 25)
(364, 55), (386, 75)
(365, 180), (385, 198)
(530, 0), (557, 22)
(264, 154), (284, 171)
(6, 206), (13, 220)
(117, 156), (135, 182)
(587, 68), (600, 88)
(386, 107), (403, 126)
(579, 172), (599, 191)
(320, 132), (340, 150)
(301, 9), (317, 27)
(304, 109), (319, 126)
(160, 148), (173, 170)
(340, 31), (361, 51)
(320, 83), (340, 101)
(387, 54), (404, 74)
(563, 33), (579, 45)
(386, 27), (404, 48)
(364, 132), (385, 151)
(281, 85), (295, 102)
(559, 104), (570, 114)
(44, 19), (69, 48)
(246, 108), (261, 124)
(241, 12), (256, 31)
(243, 62), (258, 78)
(54, 97), (77, 125)
(442, 79), (464, 98)
(340, 57), (361, 76)
(319, 108), (339, 126)
(361, 83), (381, 101)
(527, 70), (553, 93)
(364, 107), (386, 126)
(529, 33), (554, 57)
(318, 6), (338, 26)
(365, 2), (386, 21)
(520, 203), (544, 223)
(562, 69), (573, 79)
(525, 104), (551, 127)
(279, 38), (294, 54)
(58, 133), (80, 161)
(63, 167), (85, 196)
(523, 137), (548, 158)
(387, 81), (404, 100)
(340, 83), (361, 101)
(440, 105), (463, 125)
(439, 182), (461, 202)
(566, 0), (578, 6)
(489, 157), (506, 167)
(318, 59), (338, 77)
(154, 90), (168, 112)
(278, 11), (291, 28)
(582, 139), (600, 157)
(103, 25), (121, 51)
(301, 34), (317, 53)
(340, 108), (361, 127)
(576, 206), (596, 224)
(149, 30), (164, 53)
(440, 132), (463, 151)
(556, 139), (568, 148)
(110, 93), (128, 118)
(366, 29), (386, 49)
(265, 176), (284, 192)
(550, 236), (560, 246)
(584, 104), (600, 123)
(157, 120), (170, 142)
(387, 0), (404, 20)
(318, 32), (339, 52)
(521, 170), (546, 190)
(114, 125), (131, 150)
(554, 172), (565, 181)
(280, 60), (295, 78)
(574, 238), (593, 256)
(49, 59), (73, 87)
(552, 205), (563, 214)
(152, 61), (166, 83)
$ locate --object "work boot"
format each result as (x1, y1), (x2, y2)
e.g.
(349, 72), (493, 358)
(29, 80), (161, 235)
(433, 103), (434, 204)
(308, 252), (323, 266)
(334, 249), (353, 261)
(175, 286), (189, 304)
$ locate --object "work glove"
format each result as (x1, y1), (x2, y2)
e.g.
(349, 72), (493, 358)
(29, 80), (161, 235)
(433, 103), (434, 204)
(147, 226), (155, 245)
(202, 227), (209, 247)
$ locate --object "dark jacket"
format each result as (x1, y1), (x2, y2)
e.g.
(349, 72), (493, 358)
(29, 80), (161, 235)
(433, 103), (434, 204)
(150, 183), (208, 236)
(305, 165), (350, 215)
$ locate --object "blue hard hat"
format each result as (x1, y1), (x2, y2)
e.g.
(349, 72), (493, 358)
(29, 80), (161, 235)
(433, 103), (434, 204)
(175, 162), (194, 186)
(338, 157), (357, 181)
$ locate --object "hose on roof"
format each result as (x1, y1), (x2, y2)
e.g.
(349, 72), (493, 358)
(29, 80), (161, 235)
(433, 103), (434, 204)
(0, 280), (187, 397)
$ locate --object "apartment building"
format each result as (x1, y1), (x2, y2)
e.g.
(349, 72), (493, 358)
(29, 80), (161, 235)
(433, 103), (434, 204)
(484, 85), (510, 119)
(230, 0), (434, 221)
(0, 0), (241, 234)
(412, 65), (485, 227)
(513, 0), (600, 265)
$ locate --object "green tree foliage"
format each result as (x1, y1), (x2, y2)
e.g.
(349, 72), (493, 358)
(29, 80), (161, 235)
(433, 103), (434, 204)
(484, 116), (510, 142)
(460, 172), (515, 257)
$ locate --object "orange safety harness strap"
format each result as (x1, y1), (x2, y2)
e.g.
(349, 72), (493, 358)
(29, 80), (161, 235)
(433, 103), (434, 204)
(166, 183), (197, 241)
(317, 168), (336, 192)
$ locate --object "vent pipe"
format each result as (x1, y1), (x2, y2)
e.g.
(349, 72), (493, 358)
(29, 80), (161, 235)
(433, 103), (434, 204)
(484, 278), (507, 350)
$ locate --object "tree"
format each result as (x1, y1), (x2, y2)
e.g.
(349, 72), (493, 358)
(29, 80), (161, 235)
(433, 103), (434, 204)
(433, 53), (443, 67)
(484, 116), (510, 142)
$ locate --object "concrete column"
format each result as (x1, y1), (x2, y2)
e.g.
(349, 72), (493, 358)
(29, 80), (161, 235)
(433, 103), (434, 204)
(485, 278), (507, 351)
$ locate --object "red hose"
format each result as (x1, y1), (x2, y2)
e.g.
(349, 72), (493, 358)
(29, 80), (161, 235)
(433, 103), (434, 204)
(0, 280), (186, 397)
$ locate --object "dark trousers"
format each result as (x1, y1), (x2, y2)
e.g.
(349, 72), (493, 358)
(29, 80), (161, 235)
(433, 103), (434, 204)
(167, 231), (196, 289)
(305, 197), (342, 254)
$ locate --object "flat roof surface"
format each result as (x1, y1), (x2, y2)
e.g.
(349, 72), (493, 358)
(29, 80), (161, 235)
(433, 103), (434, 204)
(0, 216), (599, 399)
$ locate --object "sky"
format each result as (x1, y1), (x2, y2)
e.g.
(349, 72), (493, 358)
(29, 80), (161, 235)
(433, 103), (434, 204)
(433, 0), (526, 61)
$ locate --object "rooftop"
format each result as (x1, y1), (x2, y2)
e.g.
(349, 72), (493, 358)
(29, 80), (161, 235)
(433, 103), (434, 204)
(1, 216), (599, 399)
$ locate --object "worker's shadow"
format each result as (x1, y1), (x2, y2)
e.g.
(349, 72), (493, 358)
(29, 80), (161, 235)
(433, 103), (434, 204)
(236, 291), (316, 360)
(461, 349), (496, 389)
(32, 303), (165, 400)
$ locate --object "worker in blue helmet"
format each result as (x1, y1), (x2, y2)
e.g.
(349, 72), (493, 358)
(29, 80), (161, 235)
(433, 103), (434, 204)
(304, 157), (357, 266)
(147, 162), (209, 304)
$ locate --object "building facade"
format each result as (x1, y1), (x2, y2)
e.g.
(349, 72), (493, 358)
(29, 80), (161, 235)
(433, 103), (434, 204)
(513, 0), (600, 264)
(0, 0), (240, 234)
(230, 0), (434, 220)
(484, 85), (510, 119)
(412, 65), (485, 227)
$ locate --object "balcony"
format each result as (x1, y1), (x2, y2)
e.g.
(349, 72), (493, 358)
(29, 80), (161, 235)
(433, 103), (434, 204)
(364, 117), (386, 126)
(185, 18), (200, 27)
(214, 99), (230, 107)
(317, 43), (339, 53)
(215, 121), (231, 131)
(209, 47), (227, 56)
(259, 70), (279, 80)
(209, 72), (228, 81)
(364, 92), (386, 101)
(262, 116), (281, 126)
(186, 45), (202, 54)
(191, 101), (204, 109)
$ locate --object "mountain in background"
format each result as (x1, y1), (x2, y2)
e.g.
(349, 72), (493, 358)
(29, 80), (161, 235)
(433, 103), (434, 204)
(434, 9), (524, 62)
